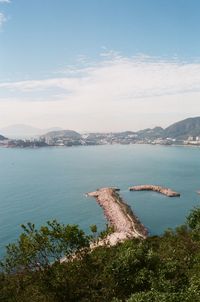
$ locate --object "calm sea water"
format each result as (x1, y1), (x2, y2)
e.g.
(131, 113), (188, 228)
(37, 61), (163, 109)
(0, 144), (200, 256)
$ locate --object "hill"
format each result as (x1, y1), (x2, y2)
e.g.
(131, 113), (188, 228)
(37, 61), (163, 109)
(132, 117), (200, 140)
(0, 134), (6, 140)
(0, 124), (63, 138)
(43, 129), (82, 139)
(163, 116), (200, 139)
(0, 124), (44, 138)
(136, 126), (164, 139)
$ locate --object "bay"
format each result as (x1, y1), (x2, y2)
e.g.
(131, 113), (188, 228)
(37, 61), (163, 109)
(0, 144), (200, 256)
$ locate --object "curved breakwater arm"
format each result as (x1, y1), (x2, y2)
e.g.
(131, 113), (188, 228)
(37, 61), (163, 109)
(129, 185), (180, 197)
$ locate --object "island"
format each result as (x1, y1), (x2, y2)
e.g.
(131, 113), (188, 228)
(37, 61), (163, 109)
(129, 185), (180, 197)
(87, 187), (148, 246)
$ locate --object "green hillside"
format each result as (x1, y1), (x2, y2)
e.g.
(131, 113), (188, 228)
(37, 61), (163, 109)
(43, 130), (82, 139)
(164, 117), (200, 139)
(0, 135), (7, 141)
(1, 207), (200, 302)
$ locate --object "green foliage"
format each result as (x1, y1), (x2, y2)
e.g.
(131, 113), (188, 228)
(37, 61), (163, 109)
(99, 223), (115, 239)
(90, 224), (97, 234)
(1, 207), (200, 301)
(187, 206), (200, 230)
(0, 220), (90, 273)
(125, 290), (200, 302)
(108, 240), (159, 297)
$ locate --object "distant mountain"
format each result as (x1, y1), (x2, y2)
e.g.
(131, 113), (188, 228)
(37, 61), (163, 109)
(2, 116), (200, 141)
(43, 130), (82, 139)
(46, 127), (63, 133)
(0, 124), (63, 138)
(114, 131), (137, 138)
(136, 126), (164, 139)
(133, 117), (200, 140)
(163, 117), (200, 139)
(0, 134), (6, 141)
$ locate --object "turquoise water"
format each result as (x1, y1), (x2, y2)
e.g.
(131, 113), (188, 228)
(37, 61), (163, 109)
(0, 144), (200, 256)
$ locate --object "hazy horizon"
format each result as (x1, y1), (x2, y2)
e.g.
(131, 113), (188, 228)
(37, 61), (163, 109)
(1, 115), (200, 137)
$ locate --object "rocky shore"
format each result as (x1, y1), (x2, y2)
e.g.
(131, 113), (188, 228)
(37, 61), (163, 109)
(129, 185), (180, 197)
(87, 187), (148, 246)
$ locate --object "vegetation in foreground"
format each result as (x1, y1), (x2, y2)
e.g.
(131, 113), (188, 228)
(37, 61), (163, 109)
(1, 208), (200, 302)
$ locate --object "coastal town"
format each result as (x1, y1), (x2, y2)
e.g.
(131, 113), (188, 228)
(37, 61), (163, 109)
(0, 116), (200, 148)
(0, 130), (200, 148)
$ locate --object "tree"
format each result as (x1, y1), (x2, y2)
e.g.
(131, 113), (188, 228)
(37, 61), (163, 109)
(187, 207), (200, 230)
(0, 220), (90, 273)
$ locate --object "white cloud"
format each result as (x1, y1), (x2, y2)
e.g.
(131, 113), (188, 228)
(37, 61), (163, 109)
(0, 55), (200, 130)
(1, 55), (200, 98)
(0, 12), (7, 28)
(0, 0), (11, 3)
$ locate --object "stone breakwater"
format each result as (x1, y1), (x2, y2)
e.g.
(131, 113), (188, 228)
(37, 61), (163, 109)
(129, 185), (180, 197)
(87, 187), (148, 246)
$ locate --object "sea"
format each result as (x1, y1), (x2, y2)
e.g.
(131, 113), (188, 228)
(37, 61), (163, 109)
(0, 144), (200, 257)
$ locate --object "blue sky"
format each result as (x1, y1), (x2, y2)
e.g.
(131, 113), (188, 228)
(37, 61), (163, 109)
(0, 0), (200, 131)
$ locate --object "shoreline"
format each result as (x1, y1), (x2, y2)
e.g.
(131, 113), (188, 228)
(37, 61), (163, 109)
(1, 142), (200, 150)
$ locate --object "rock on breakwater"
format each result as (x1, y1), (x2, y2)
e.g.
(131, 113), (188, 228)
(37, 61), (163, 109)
(129, 185), (180, 197)
(87, 187), (148, 246)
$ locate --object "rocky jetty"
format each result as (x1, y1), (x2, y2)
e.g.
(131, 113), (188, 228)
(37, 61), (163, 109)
(87, 187), (148, 246)
(129, 185), (180, 197)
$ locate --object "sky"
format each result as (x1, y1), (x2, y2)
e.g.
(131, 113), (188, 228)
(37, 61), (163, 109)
(0, 0), (200, 131)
